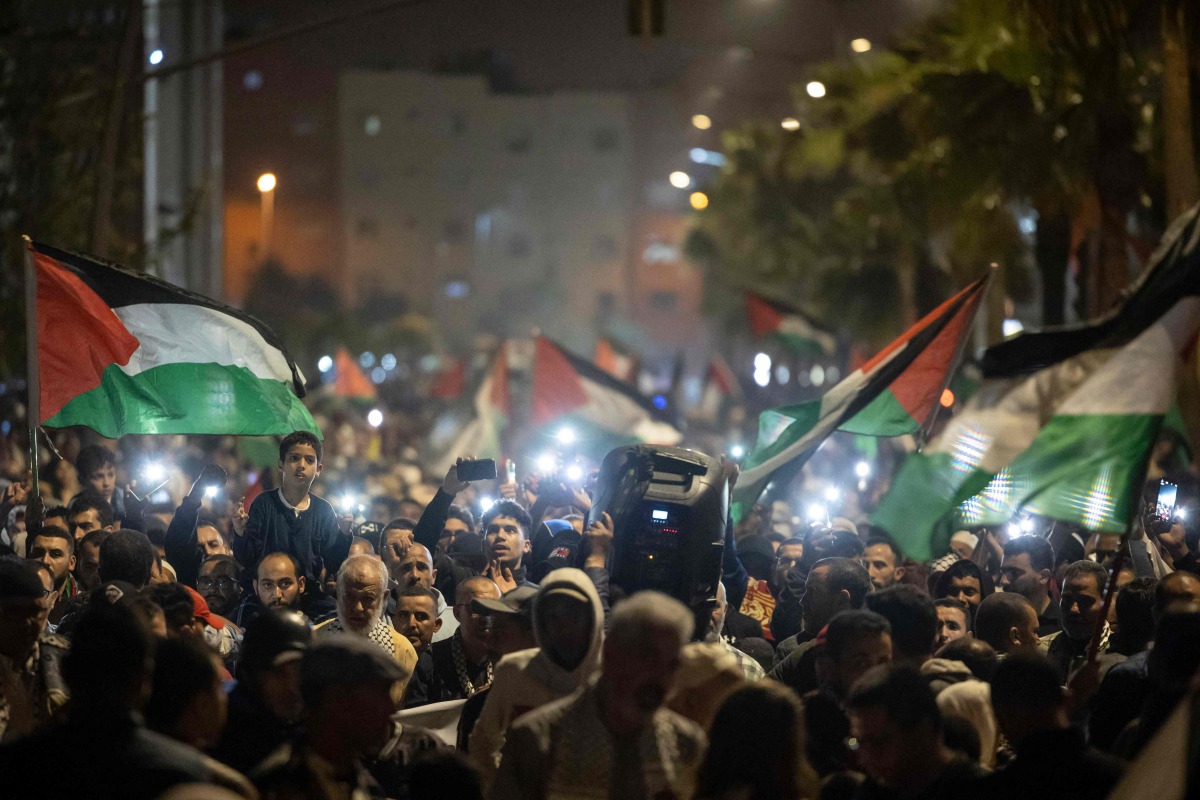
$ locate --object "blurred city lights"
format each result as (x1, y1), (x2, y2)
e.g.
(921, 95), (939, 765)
(204, 485), (219, 498)
(256, 172), (276, 193)
(381, 353), (397, 370)
(940, 389), (955, 408)
(690, 191), (709, 210)
(754, 353), (772, 371)
(317, 355), (333, 373)
(781, 117), (801, 131)
(479, 496), (495, 512)
(855, 461), (871, 479)
(367, 408), (384, 428)
(850, 38), (872, 53)
(149, 49), (164, 66)
(669, 171), (692, 189)
(806, 81), (826, 98)
(556, 427), (577, 445)
(536, 453), (557, 474)
(565, 464), (584, 482)
(691, 114), (712, 130)
(729, 444), (746, 459)
(144, 462), (166, 483)
(359, 351), (376, 368)
(689, 148), (727, 166)
(775, 365), (790, 384)
(810, 364), (825, 386)
(753, 370), (771, 388)
(370, 367), (387, 384)
(652, 394), (668, 410)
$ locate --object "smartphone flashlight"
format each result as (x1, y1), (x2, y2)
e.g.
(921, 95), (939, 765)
(204, 485), (219, 499)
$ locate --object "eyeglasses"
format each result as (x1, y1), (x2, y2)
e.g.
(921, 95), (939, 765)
(197, 575), (239, 590)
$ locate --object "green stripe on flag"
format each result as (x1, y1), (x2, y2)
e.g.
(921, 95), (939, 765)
(838, 390), (921, 438)
(45, 362), (320, 437)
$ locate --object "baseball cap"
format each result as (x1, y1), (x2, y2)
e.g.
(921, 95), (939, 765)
(473, 584), (538, 618)
(184, 584), (226, 630)
(302, 633), (409, 687)
(241, 608), (311, 672)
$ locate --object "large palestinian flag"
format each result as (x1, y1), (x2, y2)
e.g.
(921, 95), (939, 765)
(873, 204), (1200, 560)
(733, 276), (990, 516)
(29, 242), (318, 437)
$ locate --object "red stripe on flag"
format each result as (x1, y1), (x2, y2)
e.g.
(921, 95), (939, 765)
(430, 358), (466, 399)
(34, 249), (140, 422)
(531, 338), (588, 425)
(887, 285), (986, 423)
(745, 292), (783, 337)
(859, 280), (984, 376)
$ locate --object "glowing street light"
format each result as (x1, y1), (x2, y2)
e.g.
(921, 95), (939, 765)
(850, 38), (872, 53)
(257, 172), (277, 258)
(669, 171), (692, 189)
(149, 49), (164, 66)
(690, 191), (709, 210)
(317, 355), (333, 373)
(692, 114), (712, 130)
(806, 81), (826, 99)
(781, 117), (801, 131)
(367, 408), (384, 428)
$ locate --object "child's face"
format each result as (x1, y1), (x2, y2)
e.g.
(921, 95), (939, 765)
(279, 443), (321, 493)
(87, 464), (116, 501)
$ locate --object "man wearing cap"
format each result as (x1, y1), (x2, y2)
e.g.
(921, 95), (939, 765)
(253, 634), (407, 800)
(417, 576), (501, 713)
(470, 568), (605, 790)
(0, 557), (69, 740)
(214, 609), (312, 775)
(314, 554), (416, 700)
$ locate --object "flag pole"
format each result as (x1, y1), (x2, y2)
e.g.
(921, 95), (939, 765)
(1086, 521), (1131, 663)
(22, 237), (42, 523)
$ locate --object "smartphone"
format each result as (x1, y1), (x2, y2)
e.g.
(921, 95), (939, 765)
(505, 459), (517, 485)
(1156, 481), (1178, 522)
(205, 465), (228, 491)
(457, 458), (498, 482)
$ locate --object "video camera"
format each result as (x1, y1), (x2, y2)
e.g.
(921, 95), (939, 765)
(586, 445), (728, 636)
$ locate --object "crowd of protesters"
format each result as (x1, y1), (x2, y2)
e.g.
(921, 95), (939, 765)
(0, 421), (1197, 800)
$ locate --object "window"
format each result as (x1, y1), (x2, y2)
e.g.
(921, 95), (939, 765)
(593, 234), (618, 260)
(592, 127), (620, 152)
(649, 291), (678, 311)
(443, 218), (467, 244)
(508, 233), (531, 259)
(356, 218), (380, 239)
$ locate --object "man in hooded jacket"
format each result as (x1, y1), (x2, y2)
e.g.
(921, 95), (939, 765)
(469, 568), (605, 791)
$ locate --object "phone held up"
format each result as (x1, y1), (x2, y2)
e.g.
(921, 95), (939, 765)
(456, 458), (498, 483)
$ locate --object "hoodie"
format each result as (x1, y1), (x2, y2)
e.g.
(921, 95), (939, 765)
(469, 567), (604, 790)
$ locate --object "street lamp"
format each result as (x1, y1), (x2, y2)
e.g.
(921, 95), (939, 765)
(257, 172), (276, 259)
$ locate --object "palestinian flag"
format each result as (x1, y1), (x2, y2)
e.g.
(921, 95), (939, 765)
(745, 291), (837, 357)
(425, 337), (681, 467)
(733, 276), (990, 517)
(29, 242), (318, 437)
(696, 355), (742, 424)
(332, 347), (376, 400)
(593, 338), (639, 383)
(874, 204), (1200, 560)
(876, 299), (1200, 560)
(534, 337), (681, 445)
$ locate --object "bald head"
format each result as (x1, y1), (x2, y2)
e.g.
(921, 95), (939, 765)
(397, 543), (436, 591)
(456, 576), (500, 606)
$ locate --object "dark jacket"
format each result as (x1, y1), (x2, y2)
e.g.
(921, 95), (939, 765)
(769, 636), (821, 696)
(0, 704), (213, 799)
(213, 680), (299, 776)
(164, 493), (204, 588)
(233, 490), (350, 596)
(253, 741), (386, 800)
(978, 728), (1123, 800)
